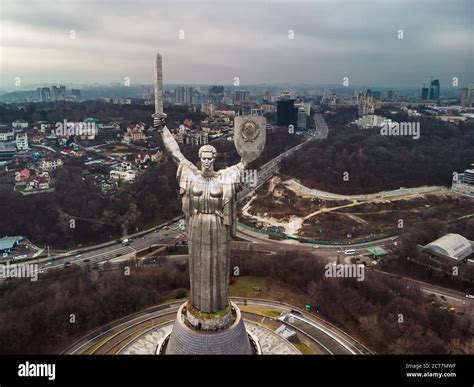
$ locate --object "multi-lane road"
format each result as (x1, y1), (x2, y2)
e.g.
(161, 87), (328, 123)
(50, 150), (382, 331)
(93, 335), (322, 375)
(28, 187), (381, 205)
(64, 298), (369, 355)
(10, 222), (187, 275)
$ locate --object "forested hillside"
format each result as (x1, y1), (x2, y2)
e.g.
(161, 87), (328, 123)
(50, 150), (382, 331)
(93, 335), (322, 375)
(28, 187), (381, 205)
(281, 109), (474, 194)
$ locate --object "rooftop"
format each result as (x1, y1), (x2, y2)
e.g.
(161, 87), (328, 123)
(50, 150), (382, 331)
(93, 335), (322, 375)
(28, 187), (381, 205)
(425, 233), (473, 260)
(0, 236), (24, 251)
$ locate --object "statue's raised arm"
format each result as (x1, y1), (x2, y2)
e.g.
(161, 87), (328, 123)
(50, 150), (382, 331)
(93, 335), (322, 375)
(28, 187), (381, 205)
(153, 113), (189, 166)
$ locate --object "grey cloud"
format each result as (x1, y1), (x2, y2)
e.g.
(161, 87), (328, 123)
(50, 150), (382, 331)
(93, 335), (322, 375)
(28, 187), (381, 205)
(0, 0), (472, 88)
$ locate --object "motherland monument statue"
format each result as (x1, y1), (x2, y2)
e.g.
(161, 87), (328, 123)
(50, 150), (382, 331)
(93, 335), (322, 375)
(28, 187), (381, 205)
(152, 52), (266, 354)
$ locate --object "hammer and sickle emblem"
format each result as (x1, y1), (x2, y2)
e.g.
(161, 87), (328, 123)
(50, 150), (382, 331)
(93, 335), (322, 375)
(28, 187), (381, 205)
(241, 121), (260, 142)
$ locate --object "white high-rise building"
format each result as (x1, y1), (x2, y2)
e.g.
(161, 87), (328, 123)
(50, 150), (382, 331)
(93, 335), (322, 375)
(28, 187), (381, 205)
(175, 86), (194, 105)
(15, 133), (29, 151)
(297, 107), (307, 129)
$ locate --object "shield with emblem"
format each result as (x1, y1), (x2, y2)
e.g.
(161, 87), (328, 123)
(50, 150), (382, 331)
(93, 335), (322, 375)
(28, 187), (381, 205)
(234, 116), (266, 164)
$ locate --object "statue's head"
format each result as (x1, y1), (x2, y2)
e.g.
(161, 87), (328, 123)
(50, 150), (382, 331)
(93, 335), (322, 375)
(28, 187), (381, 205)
(198, 144), (217, 173)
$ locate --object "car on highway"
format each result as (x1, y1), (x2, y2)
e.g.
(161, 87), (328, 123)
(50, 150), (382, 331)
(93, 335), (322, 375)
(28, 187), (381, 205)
(83, 259), (90, 263)
(344, 249), (356, 255)
(466, 294), (474, 299)
(75, 255), (82, 258)
(45, 261), (52, 266)
(122, 238), (132, 244)
(64, 262), (71, 267)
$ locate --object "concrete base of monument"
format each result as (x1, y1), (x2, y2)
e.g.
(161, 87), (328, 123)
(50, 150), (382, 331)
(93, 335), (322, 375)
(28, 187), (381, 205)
(158, 301), (260, 354)
(185, 301), (234, 331)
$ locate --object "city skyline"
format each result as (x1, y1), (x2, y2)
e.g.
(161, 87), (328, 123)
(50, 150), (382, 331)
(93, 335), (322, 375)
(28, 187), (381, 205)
(1, 0), (473, 90)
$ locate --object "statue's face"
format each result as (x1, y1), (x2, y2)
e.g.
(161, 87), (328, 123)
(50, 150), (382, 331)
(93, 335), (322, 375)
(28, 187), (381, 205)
(200, 151), (215, 173)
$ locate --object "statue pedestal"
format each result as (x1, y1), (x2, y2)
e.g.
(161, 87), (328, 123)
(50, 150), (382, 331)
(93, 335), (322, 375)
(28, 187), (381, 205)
(159, 301), (257, 354)
(185, 302), (234, 331)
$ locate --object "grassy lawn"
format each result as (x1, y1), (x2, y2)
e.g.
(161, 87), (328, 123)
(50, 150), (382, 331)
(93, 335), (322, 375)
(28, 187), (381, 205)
(229, 276), (268, 298)
(239, 305), (282, 318)
(293, 342), (314, 355)
(229, 276), (309, 308)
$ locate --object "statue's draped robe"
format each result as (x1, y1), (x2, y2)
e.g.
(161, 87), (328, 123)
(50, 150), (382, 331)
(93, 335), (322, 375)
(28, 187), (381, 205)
(177, 159), (243, 313)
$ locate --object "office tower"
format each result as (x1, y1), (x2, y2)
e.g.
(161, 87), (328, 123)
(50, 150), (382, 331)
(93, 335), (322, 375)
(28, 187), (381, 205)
(59, 85), (66, 100)
(208, 86), (224, 104)
(51, 86), (59, 101)
(38, 87), (51, 102)
(421, 83), (429, 100)
(297, 107), (307, 130)
(175, 86), (194, 105)
(358, 95), (375, 116)
(233, 90), (250, 104)
(193, 89), (202, 105)
(429, 79), (440, 100)
(175, 87), (185, 104)
(276, 96), (297, 127)
(460, 84), (474, 106)
(71, 89), (81, 101)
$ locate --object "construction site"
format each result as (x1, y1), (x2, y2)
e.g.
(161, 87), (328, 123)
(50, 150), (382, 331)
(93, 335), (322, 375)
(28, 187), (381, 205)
(240, 175), (474, 242)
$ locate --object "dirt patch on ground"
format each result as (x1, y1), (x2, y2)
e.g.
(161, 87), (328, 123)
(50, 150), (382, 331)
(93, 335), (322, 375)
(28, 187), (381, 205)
(241, 182), (474, 241)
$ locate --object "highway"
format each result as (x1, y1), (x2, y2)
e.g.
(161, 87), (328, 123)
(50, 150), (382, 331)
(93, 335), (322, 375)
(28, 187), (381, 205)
(232, 238), (474, 313)
(64, 298), (368, 355)
(8, 223), (187, 276)
(236, 224), (399, 260)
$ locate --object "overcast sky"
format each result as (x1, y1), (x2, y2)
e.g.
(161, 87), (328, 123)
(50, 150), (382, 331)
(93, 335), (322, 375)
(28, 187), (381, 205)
(0, 0), (472, 89)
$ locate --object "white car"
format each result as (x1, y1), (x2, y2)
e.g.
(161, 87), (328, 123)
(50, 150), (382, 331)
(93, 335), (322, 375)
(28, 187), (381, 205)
(466, 294), (474, 299)
(344, 249), (356, 255)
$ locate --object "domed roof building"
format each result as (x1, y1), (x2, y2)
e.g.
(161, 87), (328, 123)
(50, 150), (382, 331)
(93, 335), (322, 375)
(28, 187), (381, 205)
(425, 233), (473, 261)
